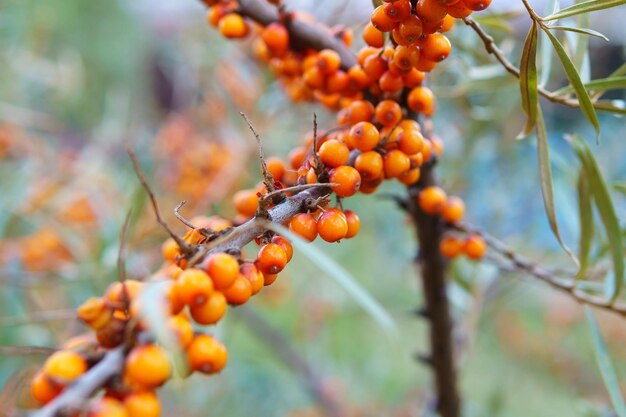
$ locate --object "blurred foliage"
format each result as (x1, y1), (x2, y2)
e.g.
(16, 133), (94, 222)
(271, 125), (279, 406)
(0, 0), (625, 416)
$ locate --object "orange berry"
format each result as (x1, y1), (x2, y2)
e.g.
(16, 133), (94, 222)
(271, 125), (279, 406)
(348, 66), (374, 90)
(439, 14), (455, 32)
(317, 209), (348, 242)
(418, 186), (447, 215)
(317, 49), (341, 75)
(124, 390), (161, 417)
(105, 280), (143, 305)
(288, 146), (307, 169)
(261, 22), (289, 56)
(256, 243), (288, 275)
(398, 14), (424, 45)
(174, 268), (214, 307)
(422, 33), (451, 62)
(421, 139), (433, 162)
(375, 100), (403, 127)
(88, 397), (128, 417)
(30, 372), (61, 404)
(327, 70), (350, 93)
(187, 334), (228, 374)
(398, 168), (421, 185)
(384, 0), (412, 21)
(289, 213), (318, 242)
(392, 45), (420, 71)
(402, 68), (426, 87)
(440, 236), (464, 259)
(357, 46), (380, 66)
(347, 100), (374, 124)
(95, 317), (126, 349)
(354, 151), (384, 180)
(441, 196), (465, 223)
(266, 157), (286, 182)
(318, 139), (350, 168)
(383, 150), (411, 178)
(303, 66), (325, 90)
(344, 210), (360, 239)
(349, 122), (380, 152)
(77, 297), (112, 330)
(218, 13), (249, 39)
(271, 235), (293, 262)
(124, 344), (171, 389)
(223, 275), (252, 305)
(462, 0), (491, 10)
(362, 55), (388, 80)
(329, 165), (361, 197)
(416, 0), (448, 22)
(168, 314), (194, 348)
(190, 292), (227, 325)
(240, 263), (264, 295)
(464, 235), (486, 260)
(161, 238), (180, 262)
(447, 1), (473, 18)
(407, 86), (436, 115)
(43, 350), (87, 384)
(206, 252), (239, 290)
(379, 70), (404, 93)
(263, 272), (278, 286)
(207, 2), (236, 27)
(398, 129), (424, 155)
(371, 5), (397, 32)
(363, 22), (385, 47)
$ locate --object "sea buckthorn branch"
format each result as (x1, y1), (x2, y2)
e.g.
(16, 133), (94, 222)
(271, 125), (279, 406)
(452, 222), (626, 317)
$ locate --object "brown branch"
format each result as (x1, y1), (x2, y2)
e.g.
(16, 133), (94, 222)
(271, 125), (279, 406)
(117, 209), (133, 282)
(462, 17), (581, 109)
(31, 347), (125, 417)
(406, 165), (460, 417)
(237, 308), (344, 417)
(236, 0), (357, 69)
(453, 222), (626, 317)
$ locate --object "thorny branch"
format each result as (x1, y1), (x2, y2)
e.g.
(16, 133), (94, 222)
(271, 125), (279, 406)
(454, 222), (626, 317)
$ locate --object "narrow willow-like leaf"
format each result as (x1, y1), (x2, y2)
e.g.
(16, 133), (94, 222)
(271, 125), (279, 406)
(614, 182), (626, 195)
(576, 172), (594, 279)
(536, 111), (579, 266)
(585, 308), (626, 417)
(518, 22), (539, 138)
(609, 62), (626, 77)
(551, 25), (609, 41)
(555, 76), (626, 95)
(544, 29), (600, 138)
(544, 0), (626, 20)
(593, 101), (626, 114)
(571, 134), (624, 301)
(573, 5), (591, 83)
(265, 222), (397, 333)
(540, 0), (560, 86)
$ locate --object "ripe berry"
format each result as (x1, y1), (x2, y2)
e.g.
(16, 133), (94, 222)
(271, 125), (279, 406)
(354, 151), (383, 180)
(317, 49), (342, 75)
(318, 139), (350, 168)
(187, 334), (228, 374)
(206, 252), (239, 290)
(440, 236), (464, 259)
(464, 235), (486, 260)
(418, 186), (447, 215)
(168, 314), (194, 348)
(402, 68), (426, 87)
(88, 397), (128, 417)
(441, 196), (465, 223)
(190, 292), (227, 325)
(407, 86), (436, 115)
(398, 14), (423, 45)
(161, 238), (180, 262)
(349, 122), (380, 152)
(398, 128), (424, 155)
(398, 168), (421, 185)
(218, 13), (249, 39)
(329, 166), (361, 197)
(124, 344), (171, 389)
(43, 350), (87, 384)
(30, 372), (61, 404)
(317, 209), (348, 242)
(384, 0), (412, 21)
(288, 146), (307, 169)
(362, 55), (387, 80)
(383, 150), (411, 178)
(266, 157), (287, 182)
(124, 390), (161, 417)
(261, 22), (289, 56)
(379, 70), (404, 93)
(447, 1), (473, 18)
(375, 100), (403, 127)
(392, 45), (420, 71)
(422, 33), (451, 62)
(415, 0), (448, 22)
(371, 5), (397, 32)
(289, 213), (318, 242)
(105, 280), (143, 306)
(344, 210), (361, 239)
(327, 70), (350, 93)
(174, 269), (214, 307)
(271, 235), (293, 262)
(363, 22), (385, 47)
(77, 297), (112, 330)
(462, 0), (492, 11)
(223, 275), (252, 305)
(240, 263), (264, 295)
(256, 243), (288, 275)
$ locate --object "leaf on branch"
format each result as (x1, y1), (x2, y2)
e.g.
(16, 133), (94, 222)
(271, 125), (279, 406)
(593, 100), (626, 114)
(544, 28), (600, 139)
(555, 76), (626, 95)
(549, 25), (609, 41)
(536, 111), (580, 266)
(543, 0), (626, 21)
(570, 134), (624, 301)
(585, 307), (626, 417)
(518, 22), (539, 138)
(576, 171), (594, 279)
(264, 221), (397, 334)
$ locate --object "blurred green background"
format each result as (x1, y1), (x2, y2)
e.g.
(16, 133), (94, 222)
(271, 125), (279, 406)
(1, 0), (625, 416)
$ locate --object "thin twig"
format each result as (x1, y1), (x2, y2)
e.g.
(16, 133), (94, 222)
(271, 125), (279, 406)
(239, 112), (275, 193)
(173, 201), (196, 230)
(312, 113), (323, 175)
(117, 209), (133, 283)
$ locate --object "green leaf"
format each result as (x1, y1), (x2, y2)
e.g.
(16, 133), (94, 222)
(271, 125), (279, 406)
(571, 134), (624, 301)
(593, 100), (626, 114)
(576, 171), (594, 279)
(536, 111), (579, 266)
(550, 25), (609, 41)
(613, 182), (626, 195)
(543, 0), (626, 20)
(585, 307), (626, 417)
(555, 76), (626, 95)
(544, 28), (600, 138)
(518, 22), (539, 138)
(264, 221), (397, 333)
(371, 0), (383, 8)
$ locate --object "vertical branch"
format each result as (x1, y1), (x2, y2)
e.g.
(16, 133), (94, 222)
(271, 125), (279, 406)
(407, 163), (460, 417)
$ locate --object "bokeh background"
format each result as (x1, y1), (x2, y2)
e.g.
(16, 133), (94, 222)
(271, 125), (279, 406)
(1, 0), (625, 416)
